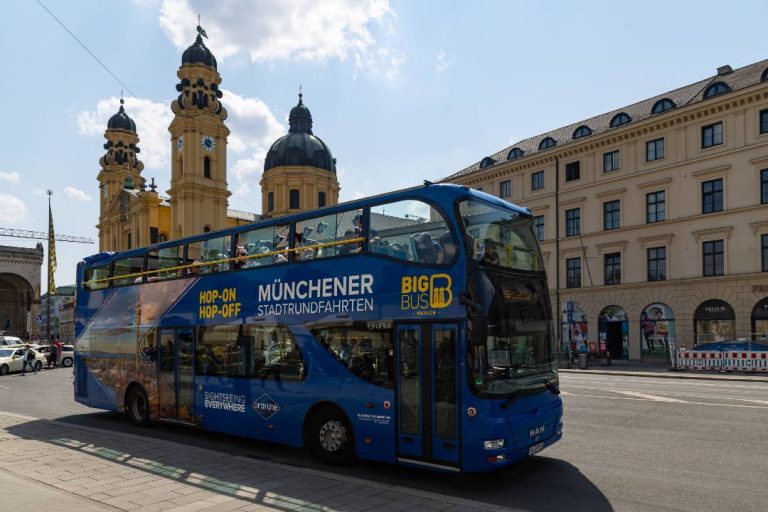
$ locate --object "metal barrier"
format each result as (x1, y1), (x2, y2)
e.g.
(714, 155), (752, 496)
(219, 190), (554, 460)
(723, 351), (768, 372)
(675, 350), (723, 370)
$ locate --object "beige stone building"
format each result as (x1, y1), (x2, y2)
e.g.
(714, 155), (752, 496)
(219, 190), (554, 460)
(97, 26), (339, 253)
(443, 60), (768, 361)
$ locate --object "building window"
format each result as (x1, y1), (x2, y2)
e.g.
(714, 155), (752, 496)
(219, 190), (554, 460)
(762, 169), (768, 204)
(565, 208), (580, 237)
(289, 189), (300, 209)
(651, 98), (676, 115)
(508, 148), (525, 160)
(610, 112), (632, 128)
(646, 138), (665, 161)
(572, 125), (593, 139)
(646, 191), (666, 223)
(534, 215), (544, 241)
(702, 178), (723, 214)
(565, 161), (580, 182)
(703, 82), (730, 99)
(539, 137), (556, 150)
(603, 200), (620, 230)
(566, 257), (581, 288)
(603, 150), (620, 172)
(499, 180), (511, 198)
(531, 171), (544, 190)
(204, 156), (212, 179)
(648, 247), (667, 281)
(267, 192), (274, 212)
(604, 253), (621, 285)
(761, 109), (768, 134)
(127, 232), (132, 250)
(318, 191), (326, 208)
(763, 234), (768, 272)
(479, 156), (497, 169)
(701, 122), (723, 148)
(703, 240), (724, 276)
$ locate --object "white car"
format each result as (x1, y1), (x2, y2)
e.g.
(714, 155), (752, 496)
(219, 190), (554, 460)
(36, 345), (75, 367)
(0, 348), (46, 375)
(0, 336), (24, 348)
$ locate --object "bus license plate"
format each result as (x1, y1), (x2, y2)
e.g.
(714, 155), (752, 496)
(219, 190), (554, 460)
(528, 442), (544, 455)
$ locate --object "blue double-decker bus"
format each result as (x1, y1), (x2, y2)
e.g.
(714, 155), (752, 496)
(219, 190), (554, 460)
(74, 183), (562, 472)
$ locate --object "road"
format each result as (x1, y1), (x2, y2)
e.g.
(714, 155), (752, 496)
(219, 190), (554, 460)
(1, 368), (766, 511)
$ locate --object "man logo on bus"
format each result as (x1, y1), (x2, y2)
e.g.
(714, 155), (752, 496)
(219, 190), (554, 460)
(401, 274), (453, 311)
(252, 394), (281, 420)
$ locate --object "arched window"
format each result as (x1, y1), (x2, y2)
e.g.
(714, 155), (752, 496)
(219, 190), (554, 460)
(479, 156), (497, 169)
(267, 192), (274, 212)
(693, 299), (735, 346)
(318, 191), (327, 207)
(651, 98), (676, 115)
(609, 112), (632, 128)
(203, 225), (211, 233)
(289, 189), (300, 209)
(507, 147), (525, 160)
(538, 137), (556, 151)
(572, 125), (593, 139)
(204, 156), (211, 179)
(703, 81), (731, 99)
(761, 68), (768, 82)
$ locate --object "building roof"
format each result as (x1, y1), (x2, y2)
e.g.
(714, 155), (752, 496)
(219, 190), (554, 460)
(227, 209), (258, 222)
(106, 99), (136, 133)
(441, 59), (768, 182)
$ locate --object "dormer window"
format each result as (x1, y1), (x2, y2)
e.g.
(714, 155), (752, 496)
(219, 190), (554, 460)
(572, 125), (593, 139)
(479, 156), (497, 169)
(703, 81), (731, 99)
(651, 98), (676, 115)
(538, 137), (556, 151)
(609, 112), (632, 128)
(507, 148), (525, 160)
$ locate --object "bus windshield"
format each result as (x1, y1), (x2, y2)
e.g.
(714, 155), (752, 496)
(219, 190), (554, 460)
(459, 198), (542, 272)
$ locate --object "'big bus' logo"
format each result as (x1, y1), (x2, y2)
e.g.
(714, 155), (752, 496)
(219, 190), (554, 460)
(401, 274), (452, 312)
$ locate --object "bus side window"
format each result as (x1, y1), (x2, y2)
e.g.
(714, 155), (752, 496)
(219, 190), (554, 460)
(147, 245), (183, 281)
(312, 323), (394, 388)
(112, 256), (144, 286)
(245, 325), (304, 380)
(83, 265), (110, 290)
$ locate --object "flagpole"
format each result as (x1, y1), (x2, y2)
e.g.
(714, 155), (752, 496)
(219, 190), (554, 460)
(46, 189), (53, 343)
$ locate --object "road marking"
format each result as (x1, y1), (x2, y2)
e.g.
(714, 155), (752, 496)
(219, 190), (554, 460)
(561, 390), (768, 409)
(611, 390), (684, 402)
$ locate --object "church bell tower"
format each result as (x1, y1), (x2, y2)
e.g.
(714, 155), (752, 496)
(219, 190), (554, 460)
(167, 24), (230, 238)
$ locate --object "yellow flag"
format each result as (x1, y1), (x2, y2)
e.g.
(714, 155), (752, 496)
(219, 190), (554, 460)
(48, 203), (57, 296)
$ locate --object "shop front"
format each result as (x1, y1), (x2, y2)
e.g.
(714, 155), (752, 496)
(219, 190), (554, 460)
(694, 299), (735, 346)
(598, 305), (628, 359)
(640, 303), (675, 358)
(752, 298), (768, 342)
(561, 301), (589, 353)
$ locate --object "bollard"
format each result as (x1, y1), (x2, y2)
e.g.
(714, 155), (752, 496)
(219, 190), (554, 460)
(578, 353), (588, 370)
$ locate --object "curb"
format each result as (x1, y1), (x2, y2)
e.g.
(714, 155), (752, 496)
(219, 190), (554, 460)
(559, 368), (767, 383)
(0, 411), (522, 512)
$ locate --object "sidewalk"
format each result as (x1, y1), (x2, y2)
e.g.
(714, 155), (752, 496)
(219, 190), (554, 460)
(0, 411), (518, 512)
(559, 362), (768, 382)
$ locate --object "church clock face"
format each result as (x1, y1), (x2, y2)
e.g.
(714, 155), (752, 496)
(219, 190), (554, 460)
(201, 134), (216, 152)
(176, 136), (184, 152)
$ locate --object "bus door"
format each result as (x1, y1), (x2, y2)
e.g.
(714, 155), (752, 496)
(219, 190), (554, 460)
(396, 324), (460, 468)
(158, 328), (195, 422)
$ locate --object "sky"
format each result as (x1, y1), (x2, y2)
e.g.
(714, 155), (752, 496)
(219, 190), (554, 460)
(1, 0), (766, 287)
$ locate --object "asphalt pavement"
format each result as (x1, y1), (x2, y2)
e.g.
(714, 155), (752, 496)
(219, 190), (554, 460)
(0, 366), (766, 511)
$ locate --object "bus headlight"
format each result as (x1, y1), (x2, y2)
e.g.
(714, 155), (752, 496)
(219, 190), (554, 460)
(483, 438), (505, 450)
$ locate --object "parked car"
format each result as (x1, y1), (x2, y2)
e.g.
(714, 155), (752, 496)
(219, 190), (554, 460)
(0, 336), (24, 347)
(0, 348), (45, 375)
(36, 344), (75, 367)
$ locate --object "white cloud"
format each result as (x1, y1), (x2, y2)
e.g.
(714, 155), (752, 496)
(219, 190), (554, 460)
(0, 171), (20, 184)
(354, 47), (405, 81)
(63, 187), (92, 202)
(77, 97), (173, 171)
(0, 193), (29, 225)
(435, 49), (453, 73)
(158, 0), (400, 78)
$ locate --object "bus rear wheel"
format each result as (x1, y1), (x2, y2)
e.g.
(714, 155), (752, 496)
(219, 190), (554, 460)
(309, 407), (355, 465)
(126, 386), (152, 426)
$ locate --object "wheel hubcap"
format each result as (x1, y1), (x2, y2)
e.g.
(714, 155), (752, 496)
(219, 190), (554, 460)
(133, 394), (147, 419)
(318, 420), (347, 453)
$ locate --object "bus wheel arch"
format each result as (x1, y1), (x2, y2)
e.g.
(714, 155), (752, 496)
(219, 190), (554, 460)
(125, 382), (152, 427)
(304, 402), (356, 465)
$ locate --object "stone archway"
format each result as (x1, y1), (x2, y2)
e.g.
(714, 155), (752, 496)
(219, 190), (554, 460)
(0, 273), (35, 338)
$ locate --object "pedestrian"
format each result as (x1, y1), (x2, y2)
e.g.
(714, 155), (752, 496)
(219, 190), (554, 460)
(56, 336), (63, 362)
(47, 339), (59, 369)
(21, 344), (37, 375)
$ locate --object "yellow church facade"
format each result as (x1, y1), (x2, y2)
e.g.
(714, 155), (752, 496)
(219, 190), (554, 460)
(96, 27), (339, 252)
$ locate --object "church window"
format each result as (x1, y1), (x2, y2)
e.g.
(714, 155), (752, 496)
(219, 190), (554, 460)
(204, 157), (211, 179)
(268, 192), (274, 212)
(179, 158), (183, 176)
(318, 191), (327, 207)
(290, 189), (300, 209)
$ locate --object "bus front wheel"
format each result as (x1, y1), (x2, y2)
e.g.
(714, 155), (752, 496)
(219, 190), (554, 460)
(126, 386), (152, 426)
(309, 406), (355, 465)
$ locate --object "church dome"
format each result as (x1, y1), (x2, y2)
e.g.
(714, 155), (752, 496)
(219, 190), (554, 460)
(107, 99), (136, 133)
(264, 95), (336, 173)
(182, 34), (217, 69)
